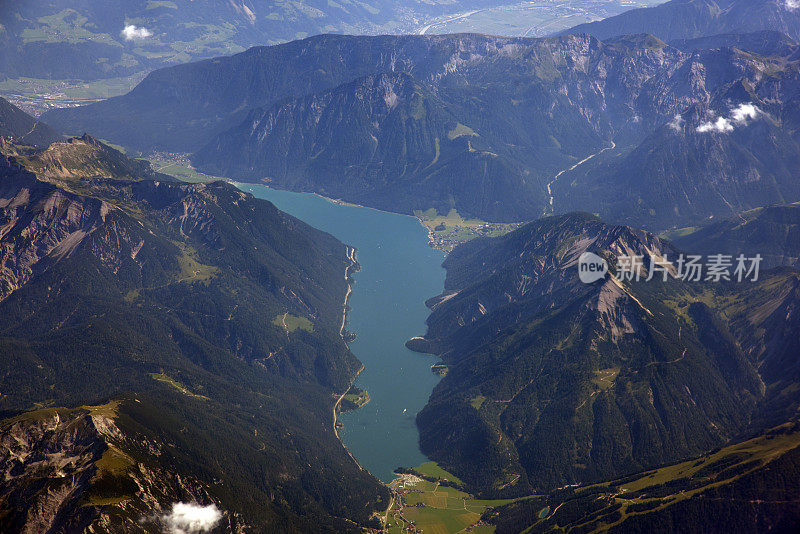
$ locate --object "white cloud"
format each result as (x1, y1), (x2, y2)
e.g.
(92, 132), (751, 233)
(162, 503), (222, 534)
(697, 102), (763, 134)
(121, 25), (152, 41)
(787, 0), (800, 11)
(731, 103), (761, 124)
(668, 114), (684, 132)
(697, 116), (734, 133)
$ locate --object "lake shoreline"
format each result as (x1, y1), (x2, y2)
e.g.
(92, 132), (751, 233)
(340, 245), (359, 339)
(333, 245), (368, 473)
(238, 182), (446, 483)
(333, 364), (368, 474)
(231, 181), (449, 252)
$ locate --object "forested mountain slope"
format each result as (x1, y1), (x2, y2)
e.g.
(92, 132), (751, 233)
(410, 213), (800, 500)
(672, 204), (800, 269)
(44, 32), (800, 229)
(486, 420), (800, 532)
(0, 97), (60, 148)
(0, 137), (387, 531)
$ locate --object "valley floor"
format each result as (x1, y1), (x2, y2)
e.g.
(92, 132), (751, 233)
(386, 464), (516, 534)
(386, 421), (800, 533)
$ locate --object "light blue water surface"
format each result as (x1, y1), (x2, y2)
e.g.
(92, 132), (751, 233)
(238, 184), (445, 483)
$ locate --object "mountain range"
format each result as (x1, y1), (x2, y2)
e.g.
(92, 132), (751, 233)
(409, 213), (800, 500)
(3, 0), (800, 531)
(0, 136), (386, 531)
(0, 0), (512, 82)
(561, 0), (800, 43)
(43, 27), (800, 230)
(672, 203), (800, 269)
(4, 0), (799, 84)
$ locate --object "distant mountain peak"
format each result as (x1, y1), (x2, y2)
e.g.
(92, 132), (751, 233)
(0, 97), (61, 148)
(560, 0), (800, 43)
(6, 135), (159, 185)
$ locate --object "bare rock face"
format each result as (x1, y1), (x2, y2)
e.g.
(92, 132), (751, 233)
(418, 214), (677, 349)
(0, 404), (238, 533)
(0, 135), (170, 304)
(0, 411), (102, 533)
(0, 168), (110, 303)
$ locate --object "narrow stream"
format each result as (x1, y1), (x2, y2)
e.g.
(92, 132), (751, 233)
(238, 185), (446, 482)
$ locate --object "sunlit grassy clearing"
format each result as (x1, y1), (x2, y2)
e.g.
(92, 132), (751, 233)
(273, 312), (314, 334)
(150, 373), (210, 400)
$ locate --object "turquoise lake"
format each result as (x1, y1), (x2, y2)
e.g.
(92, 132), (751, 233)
(238, 184), (445, 483)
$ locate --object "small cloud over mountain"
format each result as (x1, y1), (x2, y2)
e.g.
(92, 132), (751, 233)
(697, 116), (735, 133)
(668, 114), (685, 132)
(121, 25), (152, 41)
(697, 103), (763, 134)
(161, 503), (222, 534)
